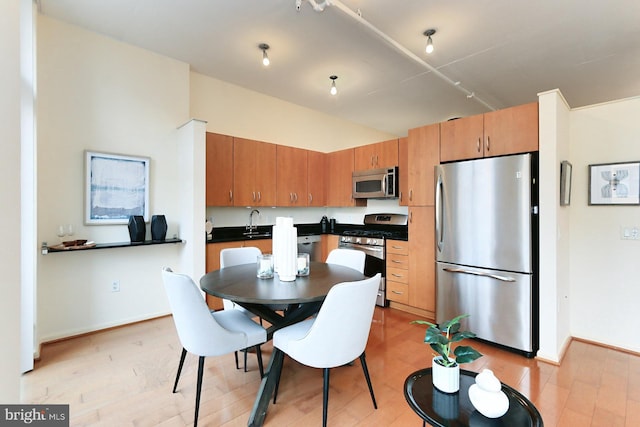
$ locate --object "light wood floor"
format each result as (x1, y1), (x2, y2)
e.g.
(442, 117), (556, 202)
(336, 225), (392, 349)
(21, 308), (640, 426)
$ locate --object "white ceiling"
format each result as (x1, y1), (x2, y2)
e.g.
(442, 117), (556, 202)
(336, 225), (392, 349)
(38, 0), (640, 136)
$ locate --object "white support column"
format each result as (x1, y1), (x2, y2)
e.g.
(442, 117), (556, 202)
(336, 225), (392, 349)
(176, 119), (207, 281)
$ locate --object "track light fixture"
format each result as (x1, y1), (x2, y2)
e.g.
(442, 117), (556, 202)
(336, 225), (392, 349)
(423, 29), (436, 54)
(329, 75), (338, 95)
(259, 43), (270, 66)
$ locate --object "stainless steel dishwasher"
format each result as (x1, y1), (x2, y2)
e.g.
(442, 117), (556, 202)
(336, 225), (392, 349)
(297, 235), (322, 262)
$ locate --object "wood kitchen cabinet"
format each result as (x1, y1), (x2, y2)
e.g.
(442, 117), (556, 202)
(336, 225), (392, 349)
(233, 137), (276, 206)
(440, 101), (538, 162)
(354, 138), (399, 170)
(398, 136), (409, 206)
(386, 239), (409, 305)
(276, 145), (307, 206)
(406, 123), (440, 206)
(307, 150), (327, 206)
(205, 132), (234, 206)
(205, 239), (272, 309)
(326, 148), (364, 207)
(408, 206), (436, 316)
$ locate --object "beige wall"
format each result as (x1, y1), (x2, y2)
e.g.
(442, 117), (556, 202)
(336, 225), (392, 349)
(569, 96), (640, 352)
(36, 16), (190, 342)
(1, 0), (22, 402)
(190, 71), (395, 152)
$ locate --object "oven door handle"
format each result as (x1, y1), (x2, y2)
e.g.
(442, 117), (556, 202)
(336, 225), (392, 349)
(339, 243), (384, 258)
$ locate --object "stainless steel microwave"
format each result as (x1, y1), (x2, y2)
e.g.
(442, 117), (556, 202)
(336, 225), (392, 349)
(352, 167), (399, 199)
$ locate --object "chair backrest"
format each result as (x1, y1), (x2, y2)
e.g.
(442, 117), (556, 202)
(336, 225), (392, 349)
(325, 248), (366, 274)
(220, 246), (262, 268)
(220, 247), (263, 311)
(161, 267), (248, 356)
(281, 273), (381, 368)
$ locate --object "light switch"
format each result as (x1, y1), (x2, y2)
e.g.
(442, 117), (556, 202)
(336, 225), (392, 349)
(621, 226), (640, 240)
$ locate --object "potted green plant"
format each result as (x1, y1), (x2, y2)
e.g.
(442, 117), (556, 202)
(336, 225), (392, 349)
(412, 314), (482, 393)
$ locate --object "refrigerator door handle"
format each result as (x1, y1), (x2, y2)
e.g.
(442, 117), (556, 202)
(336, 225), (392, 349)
(435, 172), (444, 252)
(443, 267), (517, 282)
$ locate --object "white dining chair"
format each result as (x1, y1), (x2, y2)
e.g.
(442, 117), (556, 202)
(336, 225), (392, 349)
(272, 273), (381, 427)
(220, 246), (263, 371)
(325, 248), (366, 274)
(161, 267), (266, 427)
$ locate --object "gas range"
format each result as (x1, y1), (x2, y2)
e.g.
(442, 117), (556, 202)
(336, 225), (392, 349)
(340, 213), (408, 247)
(338, 213), (408, 307)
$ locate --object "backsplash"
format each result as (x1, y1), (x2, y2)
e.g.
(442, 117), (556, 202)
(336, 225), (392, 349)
(206, 199), (407, 228)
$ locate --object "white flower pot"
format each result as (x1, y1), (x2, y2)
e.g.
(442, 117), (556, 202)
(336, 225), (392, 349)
(432, 356), (460, 393)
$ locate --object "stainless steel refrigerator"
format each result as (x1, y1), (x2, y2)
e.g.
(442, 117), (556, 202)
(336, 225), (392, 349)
(435, 153), (538, 357)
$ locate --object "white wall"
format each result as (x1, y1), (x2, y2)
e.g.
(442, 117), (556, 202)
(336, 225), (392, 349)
(537, 90), (572, 362)
(0, 0), (22, 403)
(36, 16), (190, 342)
(569, 96), (640, 352)
(190, 71), (396, 152)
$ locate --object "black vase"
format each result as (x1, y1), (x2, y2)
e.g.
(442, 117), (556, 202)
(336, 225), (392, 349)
(128, 215), (146, 242)
(151, 215), (167, 241)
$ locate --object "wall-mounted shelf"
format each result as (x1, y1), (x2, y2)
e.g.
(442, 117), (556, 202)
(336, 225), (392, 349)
(42, 238), (183, 255)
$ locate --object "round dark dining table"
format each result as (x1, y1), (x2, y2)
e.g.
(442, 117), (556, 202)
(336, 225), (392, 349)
(200, 261), (367, 427)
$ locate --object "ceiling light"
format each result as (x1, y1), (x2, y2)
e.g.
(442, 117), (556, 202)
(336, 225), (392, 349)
(423, 29), (436, 54)
(329, 75), (338, 95)
(259, 43), (270, 66)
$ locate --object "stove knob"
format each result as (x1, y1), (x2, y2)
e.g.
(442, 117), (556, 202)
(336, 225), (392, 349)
(355, 237), (361, 244)
(366, 238), (373, 245)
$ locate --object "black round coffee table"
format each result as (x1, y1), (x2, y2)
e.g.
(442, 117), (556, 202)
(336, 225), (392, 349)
(404, 368), (543, 426)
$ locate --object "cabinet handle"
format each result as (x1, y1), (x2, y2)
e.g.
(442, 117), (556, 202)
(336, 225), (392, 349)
(391, 273), (404, 278)
(409, 211), (413, 223)
(409, 189), (413, 202)
(391, 259), (403, 263)
(477, 138), (481, 153)
(486, 136), (490, 152)
(257, 191), (261, 202)
(229, 190), (233, 201)
(375, 154), (379, 166)
(391, 245), (404, 250)
(252, 191), (256, 202)
(290, 192), (293, 202)
(371, 156), (374, 167)
(391, 290), (403, 295)
(309, 193), (313, 204)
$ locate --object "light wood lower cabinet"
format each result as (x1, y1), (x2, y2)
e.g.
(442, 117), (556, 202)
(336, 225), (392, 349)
(386, 240), (409, 305)
(386, 207), (436, 320)
(205, 239), (272, 309)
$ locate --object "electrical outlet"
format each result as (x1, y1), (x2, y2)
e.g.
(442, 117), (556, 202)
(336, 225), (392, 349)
(111, 280), (120, 292)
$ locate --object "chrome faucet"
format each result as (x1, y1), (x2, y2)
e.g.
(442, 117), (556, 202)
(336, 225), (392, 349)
(247, 209), (260, 232)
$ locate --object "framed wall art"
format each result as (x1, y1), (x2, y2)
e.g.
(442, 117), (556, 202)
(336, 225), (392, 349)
(85, 151), (150, 224)
(588, 161), (640, 206)
(560, 160), (572, 206)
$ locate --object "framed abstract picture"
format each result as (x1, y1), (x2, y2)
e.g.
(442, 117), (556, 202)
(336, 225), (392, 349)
(588, 161), (640, 206)
(85, 151), (150, 224)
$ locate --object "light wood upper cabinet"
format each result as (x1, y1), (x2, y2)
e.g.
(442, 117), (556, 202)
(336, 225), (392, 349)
(276, 145), (307, 206)
(233, 137), (276, 206)
(205, 132), (234, 206)
(327, 148), (362, 207)
(440, 114), (484, 161)
(398, 136), (408, 206)
(407, 123), (440, 206)
(440, 102), (538, 162)
(307, 150), (327, 207)
(483, 101), (539, 157)
(354, 138), (399, 170)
